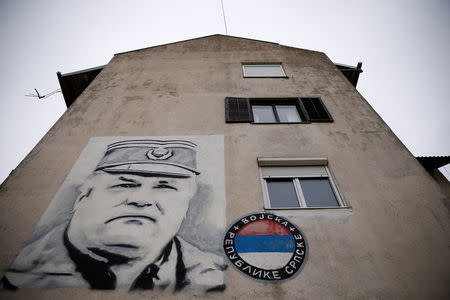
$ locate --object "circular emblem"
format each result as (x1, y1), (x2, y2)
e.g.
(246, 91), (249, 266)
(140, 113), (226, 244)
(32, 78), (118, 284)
(146, 147), (173, 160)
(223, 212), (307, 282)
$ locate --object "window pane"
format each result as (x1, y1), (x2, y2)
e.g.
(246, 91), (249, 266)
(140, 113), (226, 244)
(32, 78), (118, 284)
(252, 105), (276, 123)
(300, 178), (339, 207)
(266, 179), (299, 208)
(243, 64), (286, 77)
(275, 105), (301, 122)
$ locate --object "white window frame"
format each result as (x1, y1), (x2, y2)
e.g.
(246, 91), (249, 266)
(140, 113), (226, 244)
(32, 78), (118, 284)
(258, 158), (347, 210)
(242, 63), (287, 78)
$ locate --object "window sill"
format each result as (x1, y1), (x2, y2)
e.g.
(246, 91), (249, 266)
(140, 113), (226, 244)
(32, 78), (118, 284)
(243, 76), (289, 79)
(251, 122), (310, 125)
(264, 206), (352, 218)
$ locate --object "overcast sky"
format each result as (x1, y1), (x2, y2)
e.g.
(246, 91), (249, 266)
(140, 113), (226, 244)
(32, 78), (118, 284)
(0, 0), (449, 184)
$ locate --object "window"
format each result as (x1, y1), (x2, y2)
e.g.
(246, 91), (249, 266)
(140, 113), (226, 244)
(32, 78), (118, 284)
(242, 64), (286, 78)
(258, 158), (345, 209)
(251, 100), (303, 123)
(225, 97), (333, 123)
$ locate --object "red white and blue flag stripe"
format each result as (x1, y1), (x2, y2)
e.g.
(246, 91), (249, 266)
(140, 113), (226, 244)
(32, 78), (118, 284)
(235, 220), (295, 269)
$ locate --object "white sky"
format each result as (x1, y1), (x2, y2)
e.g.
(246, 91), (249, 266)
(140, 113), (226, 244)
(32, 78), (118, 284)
(0, 0), (449, 184)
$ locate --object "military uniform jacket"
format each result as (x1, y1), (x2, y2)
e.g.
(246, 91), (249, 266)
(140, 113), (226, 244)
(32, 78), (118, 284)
(2, 224), (225, 292)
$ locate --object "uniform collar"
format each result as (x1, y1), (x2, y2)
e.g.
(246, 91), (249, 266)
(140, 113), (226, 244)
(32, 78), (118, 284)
(64, 227), (186, 291)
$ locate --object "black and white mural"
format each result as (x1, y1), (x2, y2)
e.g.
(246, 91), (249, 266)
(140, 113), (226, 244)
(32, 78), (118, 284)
(2, 136), (226, 292)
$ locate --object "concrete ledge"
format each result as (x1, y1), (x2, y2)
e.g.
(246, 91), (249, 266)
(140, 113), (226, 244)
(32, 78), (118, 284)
(265, 206), (353, 218)
(257, 157), (328, 166)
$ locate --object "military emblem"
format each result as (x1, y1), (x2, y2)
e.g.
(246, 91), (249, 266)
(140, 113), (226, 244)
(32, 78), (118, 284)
(147, 147), (173, 160)
(223, 212), (307, 282)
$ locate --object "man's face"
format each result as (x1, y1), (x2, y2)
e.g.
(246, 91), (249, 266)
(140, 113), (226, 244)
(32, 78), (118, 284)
(67, 170), (197, 262)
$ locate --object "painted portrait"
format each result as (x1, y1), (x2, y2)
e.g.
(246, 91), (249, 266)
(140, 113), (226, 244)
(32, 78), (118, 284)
(1, 135), (226, 292)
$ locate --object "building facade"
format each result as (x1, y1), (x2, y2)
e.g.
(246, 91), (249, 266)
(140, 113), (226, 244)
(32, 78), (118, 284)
(0, 35), (448, 299)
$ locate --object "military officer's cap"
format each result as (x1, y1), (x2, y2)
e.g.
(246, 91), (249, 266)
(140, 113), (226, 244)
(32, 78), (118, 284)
(95, 139), (200, 177)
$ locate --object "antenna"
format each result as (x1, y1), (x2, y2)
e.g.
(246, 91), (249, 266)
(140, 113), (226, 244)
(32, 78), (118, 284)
(221, 0), (228, 35)
(25, 88), (61, 100)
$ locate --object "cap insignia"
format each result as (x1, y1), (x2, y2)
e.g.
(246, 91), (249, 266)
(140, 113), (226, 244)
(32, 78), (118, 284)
(147, 147), (173, 160)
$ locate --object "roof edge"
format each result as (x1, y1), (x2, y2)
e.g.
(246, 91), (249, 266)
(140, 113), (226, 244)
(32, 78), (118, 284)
(114, 34), (280, 56)
(416, 156), (450, 170)
(58, 65), (106, 77)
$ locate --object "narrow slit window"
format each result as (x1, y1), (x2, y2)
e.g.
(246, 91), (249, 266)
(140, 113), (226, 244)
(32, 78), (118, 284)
(242, 64), (286, 78)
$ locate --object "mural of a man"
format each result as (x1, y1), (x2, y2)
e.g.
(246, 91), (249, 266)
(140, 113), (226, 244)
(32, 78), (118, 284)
(2, 139), (226, 292)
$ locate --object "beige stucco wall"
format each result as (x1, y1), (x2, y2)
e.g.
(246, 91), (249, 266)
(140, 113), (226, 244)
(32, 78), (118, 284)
(0, 35), (448, 299)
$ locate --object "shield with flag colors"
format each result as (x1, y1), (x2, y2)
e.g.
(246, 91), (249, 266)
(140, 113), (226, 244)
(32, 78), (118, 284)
(224, 212), (307, 282)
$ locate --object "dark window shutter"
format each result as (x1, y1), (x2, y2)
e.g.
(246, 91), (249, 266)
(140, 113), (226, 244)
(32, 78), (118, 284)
(300, 97), (333, 122)
(225, 97), (253, 123)
(297, 98), (310, 123)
